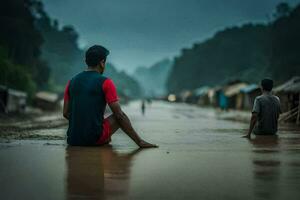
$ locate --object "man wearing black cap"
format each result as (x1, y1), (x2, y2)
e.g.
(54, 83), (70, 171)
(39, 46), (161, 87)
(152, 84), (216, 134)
(243, 78), (281, 139)
(63, 45), (157, 148)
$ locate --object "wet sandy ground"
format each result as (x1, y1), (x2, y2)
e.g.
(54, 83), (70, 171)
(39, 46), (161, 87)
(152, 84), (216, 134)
(0, 101), (300, 200)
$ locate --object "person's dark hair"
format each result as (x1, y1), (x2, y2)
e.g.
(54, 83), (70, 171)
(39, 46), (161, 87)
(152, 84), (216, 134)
(85, 45), (110, 67)
(261, 78), (273, 91)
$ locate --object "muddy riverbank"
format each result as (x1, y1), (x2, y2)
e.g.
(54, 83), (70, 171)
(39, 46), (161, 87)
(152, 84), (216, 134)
(0, 110), (67, 141)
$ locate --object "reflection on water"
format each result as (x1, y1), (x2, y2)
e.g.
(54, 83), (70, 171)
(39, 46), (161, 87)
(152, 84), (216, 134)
(65, 146), (140, 200)
(249, 135), (300, 200)
(250, 136), (281, 200)
(1, 102), (300, 200)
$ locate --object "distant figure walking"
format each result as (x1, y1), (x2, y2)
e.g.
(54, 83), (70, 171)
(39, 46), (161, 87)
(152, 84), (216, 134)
(141, 100), (146, 116)
(63, 45), (157, 148)
(243, 78), (281, 139)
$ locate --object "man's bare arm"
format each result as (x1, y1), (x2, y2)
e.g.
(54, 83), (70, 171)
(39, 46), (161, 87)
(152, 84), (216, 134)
(63, 100), (69, 120)
(109, 101), (157, 148)
(243, 113), (257, 139)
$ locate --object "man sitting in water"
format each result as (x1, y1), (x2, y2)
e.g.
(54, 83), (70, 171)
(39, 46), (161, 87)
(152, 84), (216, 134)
(243, 78), (281, 139)
(63, 45), (157, 148)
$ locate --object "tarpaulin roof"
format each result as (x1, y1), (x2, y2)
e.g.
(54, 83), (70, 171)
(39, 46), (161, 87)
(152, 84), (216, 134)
(8, 89), (27, 98)
(224, 83), (248, 97)
(35, 91), (58, 102)
(240, 84), (259, 93)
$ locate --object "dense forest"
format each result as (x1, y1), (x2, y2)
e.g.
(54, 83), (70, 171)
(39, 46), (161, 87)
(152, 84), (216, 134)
(0, 0), (49, 96)
(0, 0), (140, 99)
(133, 58), (172, 97)
(35, 2), (84, 90)
(167, 3), (300, 93)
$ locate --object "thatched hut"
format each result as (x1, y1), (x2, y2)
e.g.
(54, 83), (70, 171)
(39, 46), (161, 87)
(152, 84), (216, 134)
(35, 91), (60, 111)
(193, 86), (210, 106)
(274, 77), (300, 124)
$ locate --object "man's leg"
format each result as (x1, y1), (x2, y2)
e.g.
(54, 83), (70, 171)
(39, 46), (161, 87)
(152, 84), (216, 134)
(105, 113), (157, 148)
(97, 114), (120, 145)
(106, 114), (120, 135)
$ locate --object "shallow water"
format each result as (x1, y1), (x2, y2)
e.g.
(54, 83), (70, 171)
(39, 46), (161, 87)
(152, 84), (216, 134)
(0, 101), (300, 200)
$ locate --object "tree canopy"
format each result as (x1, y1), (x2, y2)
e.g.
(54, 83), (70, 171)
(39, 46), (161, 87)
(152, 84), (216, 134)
(0, 0), (50, 94)
(0, 0), (141, 99)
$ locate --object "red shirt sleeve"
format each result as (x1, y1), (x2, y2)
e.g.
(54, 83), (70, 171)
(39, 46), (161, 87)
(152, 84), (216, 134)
(102, 79), (119, 104)
(64, 80), (70, 102)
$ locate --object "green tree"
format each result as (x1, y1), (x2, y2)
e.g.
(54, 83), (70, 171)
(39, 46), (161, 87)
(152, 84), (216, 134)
(270, 4), (300, 82)
(0, 47), (36, 96)
(34, 3), (84, 87)
(273, 2), (291, 19)
(0, 0), (50, 90)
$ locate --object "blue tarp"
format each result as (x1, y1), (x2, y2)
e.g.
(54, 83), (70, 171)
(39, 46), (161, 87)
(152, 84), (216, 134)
(240, 84), (259, 93)
(219, 92), (228, 109)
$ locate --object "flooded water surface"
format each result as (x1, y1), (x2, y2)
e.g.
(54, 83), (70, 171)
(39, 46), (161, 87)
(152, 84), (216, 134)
(0, 101), (300, 200)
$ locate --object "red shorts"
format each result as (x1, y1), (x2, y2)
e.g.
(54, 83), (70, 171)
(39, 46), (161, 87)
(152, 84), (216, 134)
(96, 118), (112, 145)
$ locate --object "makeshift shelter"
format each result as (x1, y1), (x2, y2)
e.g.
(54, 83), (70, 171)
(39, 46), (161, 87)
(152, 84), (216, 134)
(35, 91), (59, 111)
(274, 77), (300, 124)
(219, 82), (248, 109)
(193, 86), (210, 105)
(179, 90), (193, 103)
(239, 84), (261, 110)
(0, 85), (27, 113)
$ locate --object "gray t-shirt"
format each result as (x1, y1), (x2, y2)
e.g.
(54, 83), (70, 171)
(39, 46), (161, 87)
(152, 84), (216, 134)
(252, 93), (281, 135)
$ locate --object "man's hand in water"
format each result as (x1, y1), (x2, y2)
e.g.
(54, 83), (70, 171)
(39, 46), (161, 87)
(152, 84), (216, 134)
(138, 140), (158, 148)
(243, 113), (257, 140)
(109, 101), (158, 148)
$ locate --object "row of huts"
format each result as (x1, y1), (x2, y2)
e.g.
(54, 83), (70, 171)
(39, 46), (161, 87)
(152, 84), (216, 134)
(172, 80), (261, 110)
(0, 85), (130, 114)
(168, 77), (300, 124)
(0, 85), (62, 114)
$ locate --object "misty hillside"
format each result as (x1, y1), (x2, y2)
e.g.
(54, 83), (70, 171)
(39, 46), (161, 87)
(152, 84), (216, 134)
(167, 3), (300, 93)
(104, 63), (141, 98)
(35, 5), (141, 98)
(36, 10), (84, 89)
(167, 24), (270, 93)
(0, 0), (142, 100)
(133, 58), (172, 97)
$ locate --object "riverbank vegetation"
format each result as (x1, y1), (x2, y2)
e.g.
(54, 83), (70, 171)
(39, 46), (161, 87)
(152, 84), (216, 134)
(0, 0), (140, 100)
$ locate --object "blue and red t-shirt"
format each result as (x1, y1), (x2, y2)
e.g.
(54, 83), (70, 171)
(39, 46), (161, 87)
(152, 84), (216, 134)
(64, 71), (118, 145)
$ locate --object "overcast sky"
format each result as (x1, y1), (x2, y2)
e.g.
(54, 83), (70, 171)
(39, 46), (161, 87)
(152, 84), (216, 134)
(42, 0), (299, 73)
